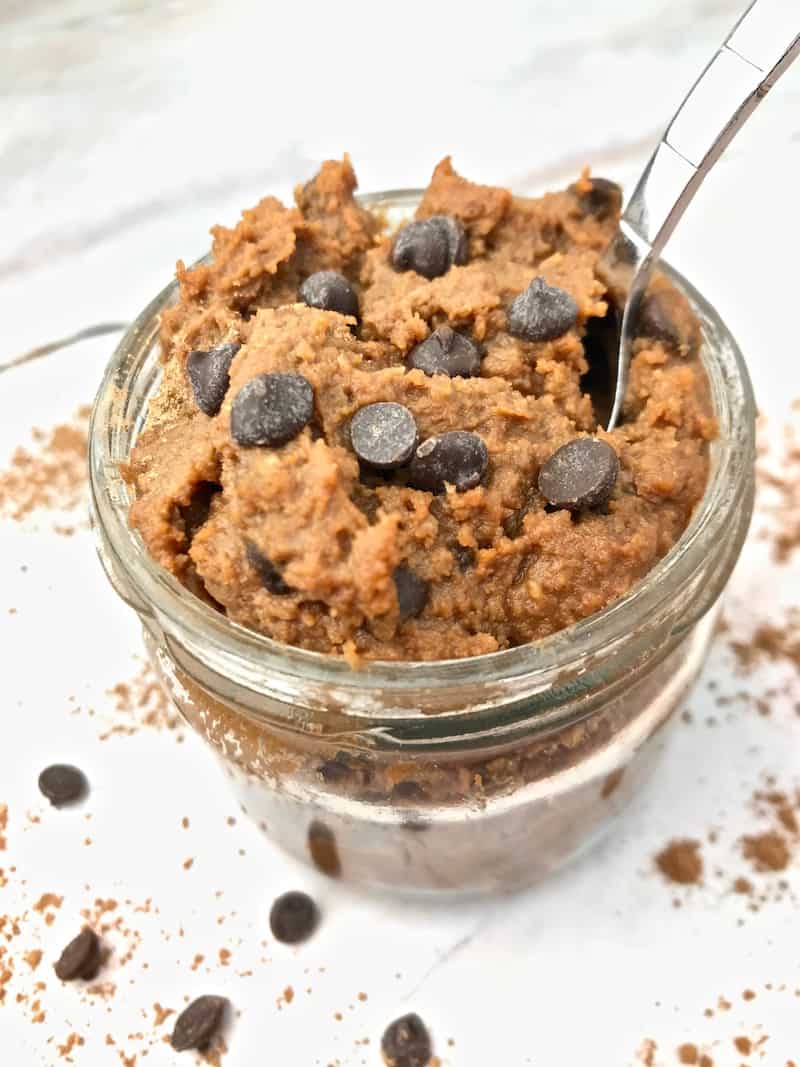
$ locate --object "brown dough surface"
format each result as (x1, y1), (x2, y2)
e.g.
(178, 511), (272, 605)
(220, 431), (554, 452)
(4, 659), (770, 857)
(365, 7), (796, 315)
(127, 157), (714, 661)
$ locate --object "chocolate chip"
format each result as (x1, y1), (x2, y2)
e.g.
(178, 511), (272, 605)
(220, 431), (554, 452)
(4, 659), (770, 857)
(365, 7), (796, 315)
(408, 431), (488, 494)
(572, 176), (622, 220)
(637, 291), (682, 347)
(307, 820), (341, 878)
(298, 271), (359, 319)
(186, 343), (240, 417)
(38, 764), (88, 807)
(451, 543), (475, 570)
(269, 891), (318, 944)
(508, 276), (578, 342)
(381, 1013), (432, 1067)
(391, 216), (467, 279)
(393, 565), (429, 621)
(170, 995), (228, 1052)
(54, 927), (101, 981)
(391, 780), (427, 803)
(350, 403), (418, 470)
(245, 542), (293, 596)
(407, 326), (481, 378)
(230, 372), (314, 447)
(538, 438), (619, 512)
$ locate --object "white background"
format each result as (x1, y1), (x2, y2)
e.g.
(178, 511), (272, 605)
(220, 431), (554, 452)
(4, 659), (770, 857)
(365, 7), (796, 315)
(2, 2), (800, 1064)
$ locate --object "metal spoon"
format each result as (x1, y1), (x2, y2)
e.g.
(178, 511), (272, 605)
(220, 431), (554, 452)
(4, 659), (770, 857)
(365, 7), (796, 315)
(605, 0), (800, 431)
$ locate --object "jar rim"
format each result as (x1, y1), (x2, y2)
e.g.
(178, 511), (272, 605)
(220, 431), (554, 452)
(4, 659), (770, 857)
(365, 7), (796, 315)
(89, 187), (755, 700)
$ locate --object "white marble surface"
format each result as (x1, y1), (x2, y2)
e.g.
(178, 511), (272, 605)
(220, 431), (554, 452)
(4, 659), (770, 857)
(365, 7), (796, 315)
(2, 2), (800, 1065)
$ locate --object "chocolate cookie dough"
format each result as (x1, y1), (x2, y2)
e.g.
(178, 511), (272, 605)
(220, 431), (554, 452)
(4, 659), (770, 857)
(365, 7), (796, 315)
(127, 157), (714, 661)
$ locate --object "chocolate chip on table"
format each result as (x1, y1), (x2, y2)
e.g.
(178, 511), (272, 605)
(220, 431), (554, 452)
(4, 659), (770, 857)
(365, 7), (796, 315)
(393, 565), (429, 621)
(38, 764), (88, 807)
(298, 270), (359, 319)
(269, 890), (319, 944)
(391, 216), (468, 279)
(571, 176), (622, 220)
(307, 819), (341, 878)
(186, 342), (240, 417)
(508, 276), (578, 342)
(408, 431), (489, 494)
(230, 372), (314, 447)
(538, 438), (619, 512)
(54, 927), (101, 982)
(381, 1012), (433, 1067)
(407, 326), (481, 378)
(170, 995), (228, 1052)
(350, 403), (418, 470)
(245, 542), (293, 596)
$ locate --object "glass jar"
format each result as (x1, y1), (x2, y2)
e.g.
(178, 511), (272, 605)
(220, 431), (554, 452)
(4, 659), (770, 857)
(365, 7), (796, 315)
(89, 190), (755, 893)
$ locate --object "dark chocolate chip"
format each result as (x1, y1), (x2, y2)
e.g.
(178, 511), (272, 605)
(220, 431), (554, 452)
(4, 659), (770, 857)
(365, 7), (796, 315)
(186, 343), (240, 417)
(245, 542), (293, 596)
(391, 216), (467, 279)
(391, 780), (427, 803)
(407, 326), (481, 378)
(538, 438), (619, 512)
(408, 431), (489, 494)
(38, 764), (88, 807)
(381, 1013), (432, 1067)
(298, 271), (359, 319)
(307, 820), (341, 878)
(350, 403), (418, 470)
(508, 276), (578, 342)
(572, 176), (622, 220)
(393, 565), (429, 621)
(269, 891), (318, 944)
(230, 372), (314, 447)
(170, 995), (228, 1052)
(451, 543), (475, 571)
(637, 292), (681, 347)
(54, 927), (101, 982)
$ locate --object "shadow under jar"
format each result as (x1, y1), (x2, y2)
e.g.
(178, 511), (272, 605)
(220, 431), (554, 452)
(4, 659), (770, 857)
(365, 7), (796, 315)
(89, 190), (755, 893)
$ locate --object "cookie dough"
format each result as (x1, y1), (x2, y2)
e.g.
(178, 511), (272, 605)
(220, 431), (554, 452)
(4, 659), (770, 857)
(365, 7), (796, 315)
(127, 157), (714, 661)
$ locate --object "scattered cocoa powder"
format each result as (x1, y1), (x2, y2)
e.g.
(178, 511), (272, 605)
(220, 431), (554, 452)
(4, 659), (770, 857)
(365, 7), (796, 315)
(56, 1031), (85, 1059)
(733, 1036), (752, 1055)
(0, 803), (7, 850)
(152, 1002), (174, 1027)
(655, 839), (703, 885)
(0, 408), (90, 527)
(99, 660), (181, 740)
(23, 949), (42, 970)
(678, 1043), (699, 1064)
(742, 831), (790, 872)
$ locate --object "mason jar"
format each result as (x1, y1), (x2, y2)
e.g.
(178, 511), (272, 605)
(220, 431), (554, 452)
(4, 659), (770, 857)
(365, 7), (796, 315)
(89, 190), (755, 893)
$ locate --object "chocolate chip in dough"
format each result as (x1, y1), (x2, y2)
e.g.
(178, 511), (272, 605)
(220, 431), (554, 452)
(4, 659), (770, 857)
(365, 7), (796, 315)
(391, 216), (467, 279)
(230, 372), (314, 447)
(571, 176), (622, 220)
(298, 271), (359, 319)
(54, 927), (101, 982)
(381, 1013), (433, 1067)
(170, 995), (228, 1052)
(38, 764), (88, 807)
(186, 342), (240, 416)
(393, 565), (429, 621)
(637, 291), (682, 348)
(350, 403), (418, 470)
(269, 891), (318, 944)
(407, 326), (481, 378)
(245, 542), (293, 596)
(408, 431), (488, 494)
(538, 438), (619, 512)
(451, 543), (475, 571)
(508, 276), (578, 342)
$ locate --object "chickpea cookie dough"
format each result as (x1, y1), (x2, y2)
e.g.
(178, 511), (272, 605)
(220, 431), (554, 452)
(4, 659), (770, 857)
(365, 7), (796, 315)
(127, 157), (714, 662)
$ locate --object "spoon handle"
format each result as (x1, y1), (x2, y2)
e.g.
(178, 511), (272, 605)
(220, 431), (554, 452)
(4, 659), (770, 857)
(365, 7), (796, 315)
(625, 0), (800, 253)
(606, 0), (800, 430)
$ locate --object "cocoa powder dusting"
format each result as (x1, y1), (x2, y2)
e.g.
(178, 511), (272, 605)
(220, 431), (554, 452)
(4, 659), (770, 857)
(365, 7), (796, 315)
(655, 839), (703, 885)
(742, 831), (790, 872)
(0, 408), (90, 527)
